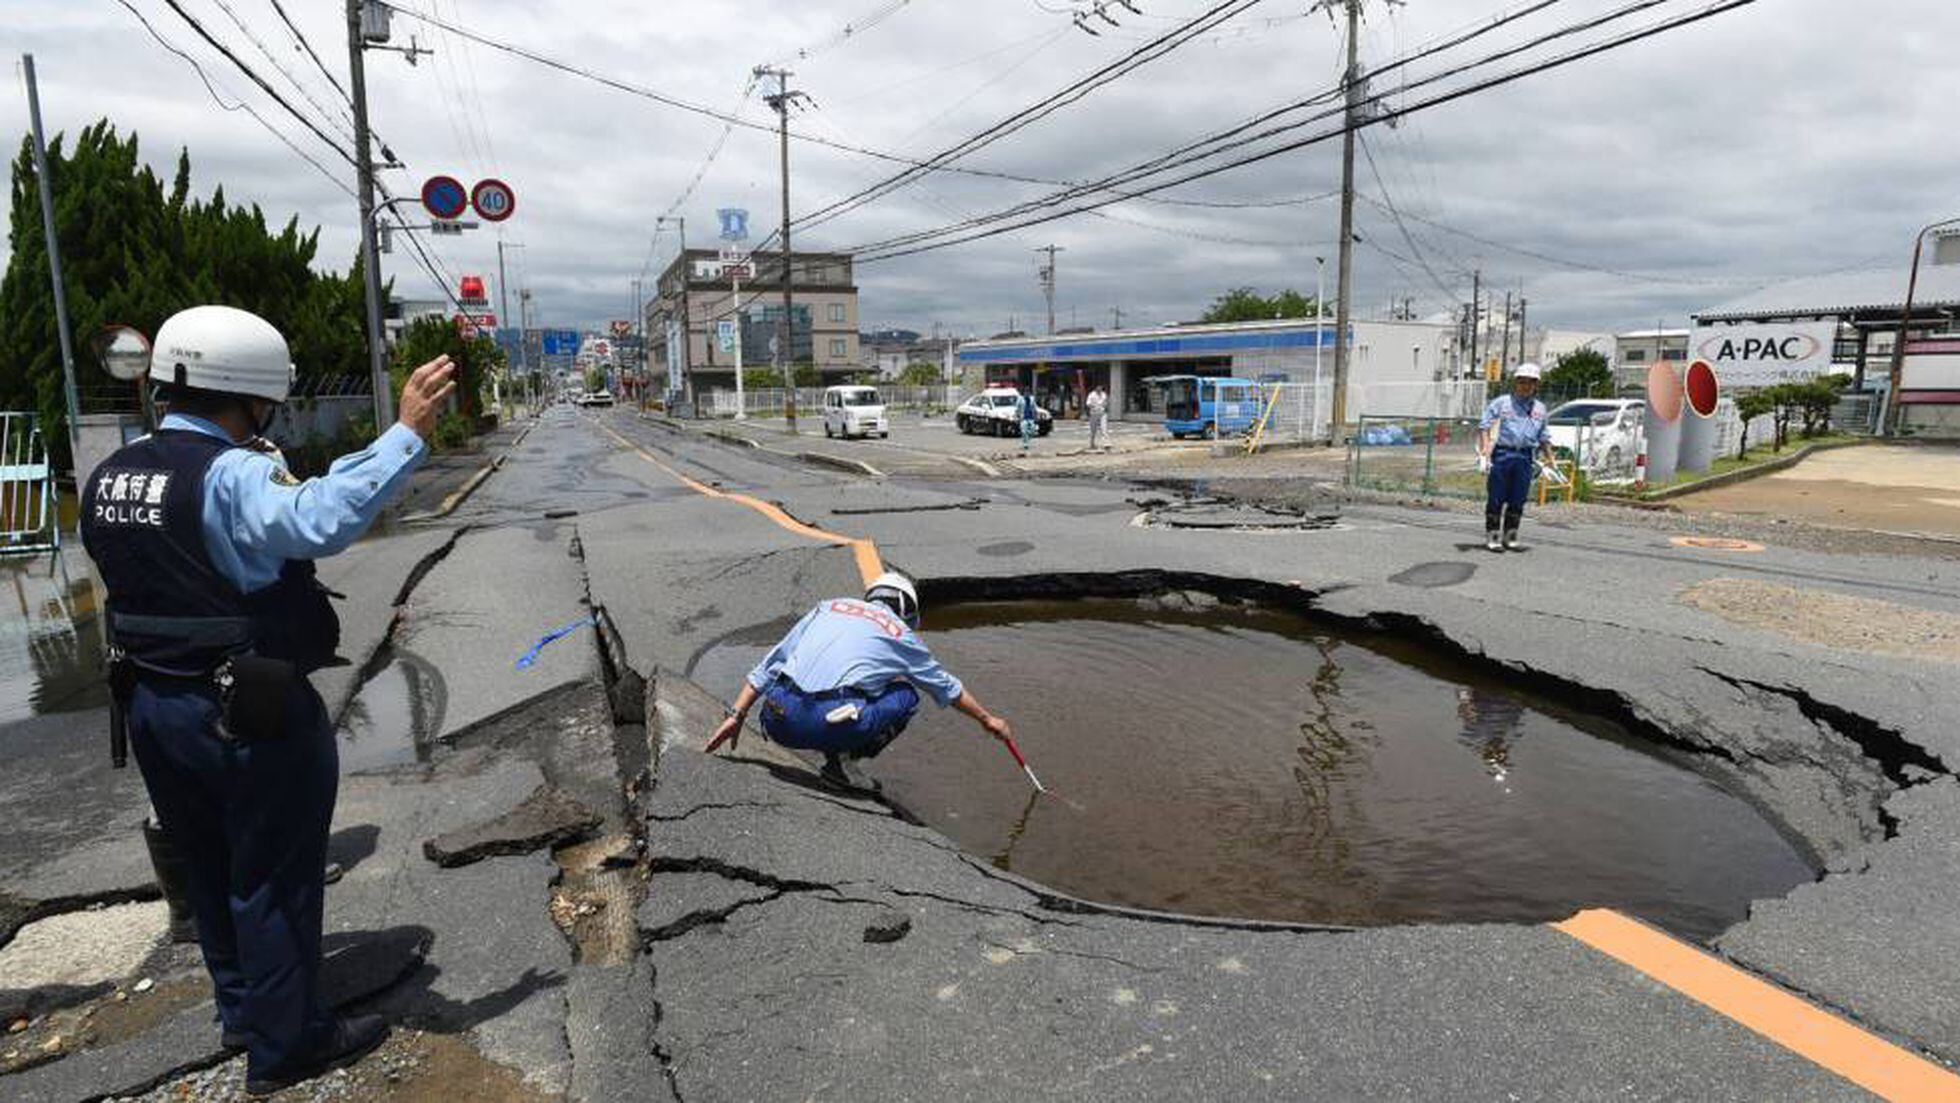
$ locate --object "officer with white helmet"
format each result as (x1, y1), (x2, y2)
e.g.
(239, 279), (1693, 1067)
(1476, 362), (1555, 552)
(79, 305), (455, 1095)
(706, 571), (1015, 784)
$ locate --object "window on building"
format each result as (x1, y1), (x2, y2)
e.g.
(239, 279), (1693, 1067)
(828, 303), (847, 324)
(829, 338), (848, 359)
(1624, 348), (1647, 362)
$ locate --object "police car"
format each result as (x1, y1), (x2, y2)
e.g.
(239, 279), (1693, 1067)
(955, 388), (1053, 437)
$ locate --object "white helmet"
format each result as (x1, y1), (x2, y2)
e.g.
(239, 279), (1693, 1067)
(1513, 362), (1543, 381)
(864, 571), (921, 629)
(152, 305), (295, 403)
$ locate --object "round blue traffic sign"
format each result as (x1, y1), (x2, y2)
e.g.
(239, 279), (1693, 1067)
(421, 175), (468, 221)
(472, 178), (516, 222)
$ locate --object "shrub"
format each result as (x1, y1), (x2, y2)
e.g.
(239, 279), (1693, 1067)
(433, 410), (474, 451)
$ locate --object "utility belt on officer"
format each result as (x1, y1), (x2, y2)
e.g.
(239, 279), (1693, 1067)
(105, 612), (303, 762)
(1493, 444), (1538, 454)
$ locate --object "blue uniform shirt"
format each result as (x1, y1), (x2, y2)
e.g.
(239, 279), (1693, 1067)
(746, 598), (965, 707)
(163, 412), (429, 593)
(1480, 393), (1550, 451)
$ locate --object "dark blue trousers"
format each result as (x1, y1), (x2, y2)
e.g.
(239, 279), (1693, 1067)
(1485, 449), (1536, 531)
(127, 678), (338, 1081)
(759, 681), (921, 756)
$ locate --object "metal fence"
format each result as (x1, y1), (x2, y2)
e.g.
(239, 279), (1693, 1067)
(1, 412), (59, 554)
(1246, 381), (1332, 450)
(1347, 416), (1487, 498)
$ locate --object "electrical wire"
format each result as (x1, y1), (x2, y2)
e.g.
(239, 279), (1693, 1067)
(1359, 133), (1459, 299)
(156, 0), (358, 167)
(792, 0), (1270, 233)
(847, 0), (1744, 261)
(264, 0), (350, 99)
(114, 0), (356, 198)
(207, 0), (359, 144)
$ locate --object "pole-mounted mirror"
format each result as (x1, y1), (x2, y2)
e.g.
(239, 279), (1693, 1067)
(92, 325), (153, 381)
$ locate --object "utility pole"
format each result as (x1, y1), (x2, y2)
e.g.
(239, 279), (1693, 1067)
(1499, 290), (1513, 369)
(655, 215), (687, 405)
(345, 0), (395, 428)
(1315, 255), (1328, 439)
(1110, 306), (1125, 331)
(1516, 293), (1529, 370)
(21, 54), (81, 464)
(497, 239), (525, 399)
(1468, 268), (1482, 379)
(1036, 245), (1064, 335)
(1328, 0), (1362, 433)
(757, 66), (804, 429)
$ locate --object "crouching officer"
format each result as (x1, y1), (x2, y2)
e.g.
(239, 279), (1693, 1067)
(705, 572), (1014, 785)
(1476, 362), (1553, 552)
(79, 305), (455, 1096)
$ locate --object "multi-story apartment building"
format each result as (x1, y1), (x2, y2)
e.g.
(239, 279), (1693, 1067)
(645, 249), (860, 397)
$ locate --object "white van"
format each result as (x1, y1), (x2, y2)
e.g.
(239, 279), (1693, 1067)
(823, 385), (888, 439)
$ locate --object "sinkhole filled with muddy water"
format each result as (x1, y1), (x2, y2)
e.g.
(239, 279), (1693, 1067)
(690, 593), (1814, 939)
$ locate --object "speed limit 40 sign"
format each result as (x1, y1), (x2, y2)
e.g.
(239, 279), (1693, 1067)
(471, 178), (516, 222)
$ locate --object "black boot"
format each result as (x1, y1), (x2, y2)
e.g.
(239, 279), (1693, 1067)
(141, 818), (199, 944)
(1501, 506), (1524, 550)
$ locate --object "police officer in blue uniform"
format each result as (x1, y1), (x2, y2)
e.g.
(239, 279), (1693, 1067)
(80, 305), (455, 1095)
(1476, 362), (1554, 552)
(705, 572), (1015, 784)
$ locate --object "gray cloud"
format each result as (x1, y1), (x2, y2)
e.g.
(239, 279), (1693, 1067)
(5, 0), (1957, 341)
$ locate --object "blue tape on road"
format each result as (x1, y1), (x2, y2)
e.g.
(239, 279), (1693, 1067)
(515, 615), (595, 670)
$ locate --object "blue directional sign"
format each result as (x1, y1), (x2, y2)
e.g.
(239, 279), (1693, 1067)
(717, 208), (749, 241)
(541, 329), (581, 356)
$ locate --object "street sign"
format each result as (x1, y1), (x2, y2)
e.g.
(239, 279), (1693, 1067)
(716, 320), (737, 352)
(541, 329), (581, 356)
(421, 175), (467, 220)
(610, 320), (632, 340)
(717, 208), (749, 241)
(430, 220), (467, 235)
(471, 178), (516, 222)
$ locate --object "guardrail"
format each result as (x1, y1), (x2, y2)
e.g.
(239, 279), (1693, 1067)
(1, 412), (59, 555)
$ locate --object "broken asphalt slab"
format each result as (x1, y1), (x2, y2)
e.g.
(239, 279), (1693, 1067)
(641, 747), (1865, 1101)
(422, 783), (601, 869)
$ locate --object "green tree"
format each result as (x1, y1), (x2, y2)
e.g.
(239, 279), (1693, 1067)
(389, 315), (502, 436)
(1200, 286), (1322, 324)
(896, 362), (942, 386)
(0, 121), (371, 468)
(740, 366), (785, 390)
(1543, 348), (1612, 397)
(1733, 389), (1776, 458)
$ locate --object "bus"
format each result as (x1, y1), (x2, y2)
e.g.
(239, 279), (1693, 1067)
(1153, 375), (1263, 439)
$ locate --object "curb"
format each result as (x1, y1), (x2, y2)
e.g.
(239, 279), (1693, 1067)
(1640, 438), (1865, 501)
(798, 451), (885, 478)
(402, 420), (533, 522)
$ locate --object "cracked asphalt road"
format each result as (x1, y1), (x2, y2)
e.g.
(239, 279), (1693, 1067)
(5, 405), (1957, 1100)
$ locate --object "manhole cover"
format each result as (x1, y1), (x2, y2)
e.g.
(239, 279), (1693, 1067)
(1670, 536), (1765, 552)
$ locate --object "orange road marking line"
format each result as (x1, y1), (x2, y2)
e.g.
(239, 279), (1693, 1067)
(1554, 909), (1960, 1101)
(598, 421), (885, 586)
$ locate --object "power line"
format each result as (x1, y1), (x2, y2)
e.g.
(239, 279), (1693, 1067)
(156, 0), (358, 166)
(113, 0), (355, 198)
(1358, 133), (1458, 299)
(264, 0), (350, 99)
(208, 0), (359, 144)
(769, 0), (920, 65)
(843, 0), (1576, 255)
(851, 0), (1765, 262)
(792, 0), (1270, 233)
(850, 0), (1724, 260)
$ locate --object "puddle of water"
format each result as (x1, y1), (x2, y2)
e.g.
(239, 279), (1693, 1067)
(0, 554), (108, 725)
(692, 597), (1814, 939)
(338, 649), (446, 771)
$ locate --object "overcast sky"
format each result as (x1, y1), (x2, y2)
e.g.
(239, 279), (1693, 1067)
(7, 0), (1959, 339)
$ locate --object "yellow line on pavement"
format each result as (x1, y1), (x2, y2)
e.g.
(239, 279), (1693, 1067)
(596, 420), (884, 586)
(1555, 909), (1960, 1101)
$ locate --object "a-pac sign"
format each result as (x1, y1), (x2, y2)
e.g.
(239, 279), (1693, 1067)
(1689, 321), (1838, 385)
(717, 208), (749, 241)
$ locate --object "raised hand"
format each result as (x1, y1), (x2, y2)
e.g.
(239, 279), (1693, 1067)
(398, 355), (458, 441)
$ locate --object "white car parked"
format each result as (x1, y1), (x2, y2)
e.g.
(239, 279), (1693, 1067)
(1546, 399), (1643, 474)
(823, 385), (888, 439)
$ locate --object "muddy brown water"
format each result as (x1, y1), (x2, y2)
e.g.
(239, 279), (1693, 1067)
(0, 555), (108, 725)
(689, 596), (1815, 940)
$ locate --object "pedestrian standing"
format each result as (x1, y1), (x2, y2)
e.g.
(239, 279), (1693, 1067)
(80, 305), (456, 1096)
(1476, 362), (1553, 552)
(1019, 389), (1039, 453)
(1086, 384), (1110, 451)
(707, 573), (1016, 786)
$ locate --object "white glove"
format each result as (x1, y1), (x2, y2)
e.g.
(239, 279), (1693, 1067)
(1478, 454), (1492, 475)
